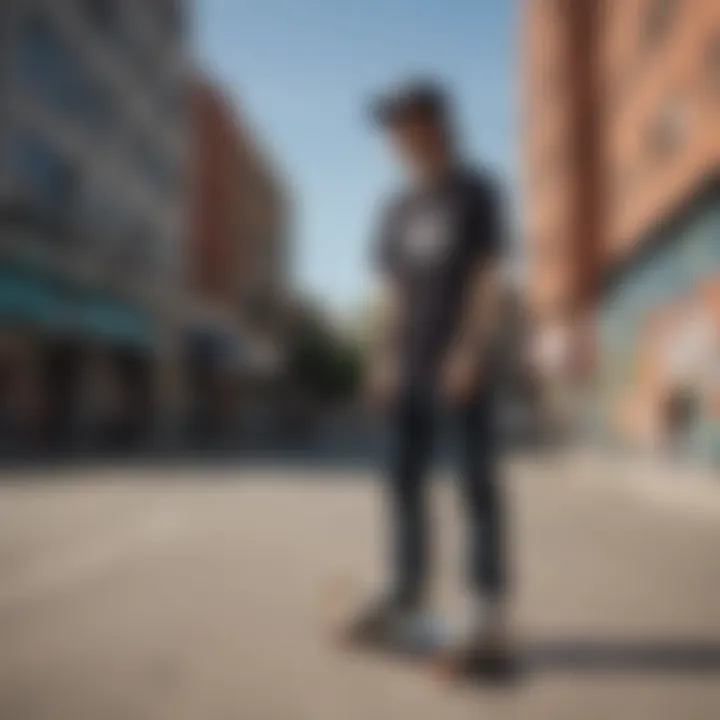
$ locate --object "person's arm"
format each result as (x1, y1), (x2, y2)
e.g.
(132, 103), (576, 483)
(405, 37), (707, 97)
(451, 258), (504, 367)
(371, 278), (403, 370)
(365, 279), (403, 407)
(442, 180), (505, 400)
(366, 199), (404, 407)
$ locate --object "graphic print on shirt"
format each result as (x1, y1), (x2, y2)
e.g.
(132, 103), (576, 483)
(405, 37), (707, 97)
(401, 201), (453, 267)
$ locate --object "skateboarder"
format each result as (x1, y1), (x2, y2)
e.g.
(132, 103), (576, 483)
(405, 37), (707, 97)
(348, 79), (509, 666)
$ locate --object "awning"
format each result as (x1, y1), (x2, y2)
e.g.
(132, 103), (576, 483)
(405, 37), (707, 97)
(0, 266), (154, 348)
(72, 296), (154, 348)
(0, 266), (63, 327)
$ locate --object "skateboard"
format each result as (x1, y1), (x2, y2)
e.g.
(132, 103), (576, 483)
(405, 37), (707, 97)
(321, 577), (517, 682)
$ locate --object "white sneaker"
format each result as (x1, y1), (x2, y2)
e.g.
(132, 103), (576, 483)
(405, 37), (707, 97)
(468, 599), (511, 661)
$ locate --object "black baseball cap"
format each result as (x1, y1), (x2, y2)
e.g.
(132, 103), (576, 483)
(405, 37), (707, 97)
(370, 79), (451, 128)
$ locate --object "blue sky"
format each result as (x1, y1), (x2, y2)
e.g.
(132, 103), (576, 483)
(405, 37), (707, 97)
(195, 0), (519, 313)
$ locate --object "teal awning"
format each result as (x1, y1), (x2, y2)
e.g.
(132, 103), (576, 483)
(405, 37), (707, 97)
(0, 266), (63, 327)
(0, 266), (154, 348)
(73, 296), (153, 347)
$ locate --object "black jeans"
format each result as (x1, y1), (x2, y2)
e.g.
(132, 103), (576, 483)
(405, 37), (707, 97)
(387, 382), (505, 608)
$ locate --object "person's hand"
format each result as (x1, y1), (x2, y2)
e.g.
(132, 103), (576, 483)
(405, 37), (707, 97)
(440, 351), (478, 405)
(365, 357), (399, 411)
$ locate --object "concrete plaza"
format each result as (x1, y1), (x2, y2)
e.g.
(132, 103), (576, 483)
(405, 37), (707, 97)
(0, 456), (719, 719)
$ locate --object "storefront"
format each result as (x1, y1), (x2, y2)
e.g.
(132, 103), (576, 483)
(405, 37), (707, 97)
(185, 327), (239, 445)
(599, 190), (720, 465)
(185, 321), (285, 447)
(0, 264), (156, 455)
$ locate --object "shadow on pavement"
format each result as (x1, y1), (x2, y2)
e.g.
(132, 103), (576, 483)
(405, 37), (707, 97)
(325, 637), (720, 689)
(418, 637), (720, 688)
(444, 638), (720, 689)
(522, 637), (720, 675)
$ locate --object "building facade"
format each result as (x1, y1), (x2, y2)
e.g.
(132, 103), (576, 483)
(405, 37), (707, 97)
(189, 79), (290, 443)
(523, 0), (720, 462)
(599, 0), (720, 462)
(0, 0), (191, 454)
(522, 0), (603, 384)
(522, 0), (604, 437)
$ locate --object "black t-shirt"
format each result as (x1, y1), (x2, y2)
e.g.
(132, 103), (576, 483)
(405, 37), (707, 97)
(374, 165), (503, 384)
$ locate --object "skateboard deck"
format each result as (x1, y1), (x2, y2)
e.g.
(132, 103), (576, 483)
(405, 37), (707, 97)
(322, 577), (517, 681)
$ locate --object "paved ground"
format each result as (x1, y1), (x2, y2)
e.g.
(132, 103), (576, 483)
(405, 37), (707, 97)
(1, 456), (720, 719)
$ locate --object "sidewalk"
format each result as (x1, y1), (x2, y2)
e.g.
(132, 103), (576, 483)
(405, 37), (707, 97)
(543, 445), (720, 516)
(2, 461), (720, 719)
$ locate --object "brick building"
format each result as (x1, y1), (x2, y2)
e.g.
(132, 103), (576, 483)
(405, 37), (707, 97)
(600, 0), (720, 461)
(522, 0), (603, 383)
(523, 0), (720, 462)
(191, 82), (244, 316)
(188, 79), (290, 441)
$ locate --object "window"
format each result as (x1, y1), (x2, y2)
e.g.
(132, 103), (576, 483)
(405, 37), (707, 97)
(709, 37), (720, 94)
(79, 185), (118, 245)
(17, 14), (73, 108)
(150, 0), (185, 40)
(9, 135), (79, 229)
(644, 0), (677, 47)
(125, 29), (156, 79)
(131, 133), (179, 196)
(16, 12), (111, 133)
(82, 0), (118, 34)
(552, 0), (570, 20)
(159, 81), (187, 119)
(83, 82), (115, 134)
(114, 219), (156, 274)
(647, 97), (687, 160)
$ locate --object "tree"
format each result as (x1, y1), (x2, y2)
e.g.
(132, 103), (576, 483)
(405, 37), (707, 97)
(287, 301), (363, 405)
